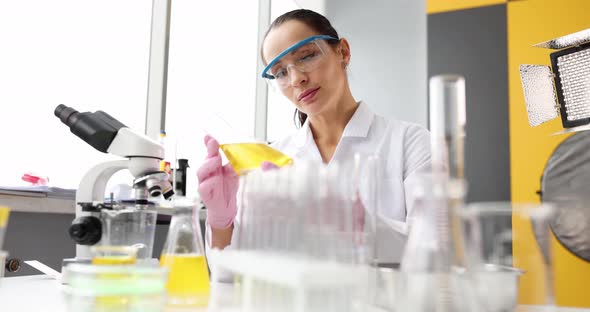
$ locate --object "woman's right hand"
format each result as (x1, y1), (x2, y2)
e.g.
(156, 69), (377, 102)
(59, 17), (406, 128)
(197, 135), (239, 229)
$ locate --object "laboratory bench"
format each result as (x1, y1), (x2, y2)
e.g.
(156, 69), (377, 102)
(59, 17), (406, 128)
(1, 193), (587, 311)
(0, 275), (588, 312)
(0, 191), (206, 276)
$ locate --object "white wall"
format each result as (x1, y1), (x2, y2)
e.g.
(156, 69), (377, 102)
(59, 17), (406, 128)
(0, 0), (152, 189)
(266, 0), (304, 142)
(325, 0), (427, 126)
(0, 0), (259, 194)
(164, 0), (259, 199)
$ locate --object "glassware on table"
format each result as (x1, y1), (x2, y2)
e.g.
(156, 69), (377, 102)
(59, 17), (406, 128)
(398, 174), (468, 312)
(63, 263), (167, 312)
(101, 205), (157, 260)
(160, 199), (210, 307)
(0, 207), (10, 282)
(370, 267), (398, 311)
(236, 156), (379, 263)
(401, 174), (467, 272)
(0, 206), (10, 250)
(457, 202), (555, 310)
(0, 250), (7, 279)
(216, 156), (379, 312)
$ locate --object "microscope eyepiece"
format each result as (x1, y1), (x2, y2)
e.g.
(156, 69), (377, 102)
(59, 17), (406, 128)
(54, 104), (127, 153)
(54, 104), (80, 126)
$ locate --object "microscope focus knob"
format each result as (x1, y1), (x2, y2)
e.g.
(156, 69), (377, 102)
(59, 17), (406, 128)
(5, 258), (21, 273)
(69, 216), (102, 245)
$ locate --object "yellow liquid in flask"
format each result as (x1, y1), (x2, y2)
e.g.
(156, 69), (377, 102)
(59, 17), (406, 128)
(160, 254), (210, 306)
(220, 143), (293, 175)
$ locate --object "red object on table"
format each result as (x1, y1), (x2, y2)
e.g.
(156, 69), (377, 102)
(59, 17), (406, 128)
(21, 173), (49, 186)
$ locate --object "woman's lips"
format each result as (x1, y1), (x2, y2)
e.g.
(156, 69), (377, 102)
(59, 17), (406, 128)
(299, 87), (320, 102)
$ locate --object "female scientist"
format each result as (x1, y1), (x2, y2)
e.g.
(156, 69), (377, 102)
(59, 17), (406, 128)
(197, 9), (431, 264)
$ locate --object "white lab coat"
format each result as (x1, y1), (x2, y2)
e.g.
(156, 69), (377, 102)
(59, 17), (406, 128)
(205, 101), (431, 277)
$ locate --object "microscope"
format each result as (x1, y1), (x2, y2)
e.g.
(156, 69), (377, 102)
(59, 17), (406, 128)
(54, 104), (174, 264)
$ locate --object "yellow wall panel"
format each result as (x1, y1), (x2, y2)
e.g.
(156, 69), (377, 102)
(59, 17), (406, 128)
(508, 0), (590, 307)
(427, 0), (506, 14)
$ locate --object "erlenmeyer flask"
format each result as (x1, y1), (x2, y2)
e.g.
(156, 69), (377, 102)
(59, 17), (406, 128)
(160, 200), (210, 307)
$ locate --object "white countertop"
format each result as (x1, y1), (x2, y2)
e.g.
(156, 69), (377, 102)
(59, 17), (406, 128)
(0, 275), (588, 312)
(0, 275), (66, 311)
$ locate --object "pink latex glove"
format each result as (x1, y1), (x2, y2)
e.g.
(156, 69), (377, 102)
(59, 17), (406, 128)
(197, 135), (239, 229)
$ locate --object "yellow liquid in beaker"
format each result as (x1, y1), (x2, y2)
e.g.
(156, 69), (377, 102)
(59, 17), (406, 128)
(92, 256), (136, 309)
(160, 254), (210, 306)
(92, 255), (136, 265)
(0, 206), (10, 227)
(220, 143), (293, 175)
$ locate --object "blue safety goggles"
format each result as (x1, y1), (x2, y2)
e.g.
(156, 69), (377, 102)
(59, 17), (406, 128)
(261, 35), (339, 80)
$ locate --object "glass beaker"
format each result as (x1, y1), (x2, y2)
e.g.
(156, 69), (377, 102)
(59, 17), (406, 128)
(160, 199), (210, 307)
(0, 250), (7, 279)
(63, 263), (167, 312)
(0, 206), (10, 250)
(101, 206), (157, 260)
(457, 202), (555, 309)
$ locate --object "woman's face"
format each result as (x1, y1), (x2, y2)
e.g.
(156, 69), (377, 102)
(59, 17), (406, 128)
(262, 20), (350, 117)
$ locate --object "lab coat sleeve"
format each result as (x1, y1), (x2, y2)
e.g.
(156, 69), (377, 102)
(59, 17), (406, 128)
(205, 223), (238, 283)
(402, 124), (432, 223)
(373, 123), (431, 264)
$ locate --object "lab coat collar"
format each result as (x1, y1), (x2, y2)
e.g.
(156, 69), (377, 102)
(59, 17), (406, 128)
(294, 101), (374, 148)
(342, 101), (374, 138)
(294, 118), (312, 148)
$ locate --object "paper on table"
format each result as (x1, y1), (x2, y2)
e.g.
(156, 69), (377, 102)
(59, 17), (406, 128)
(24, 260), (62, 280)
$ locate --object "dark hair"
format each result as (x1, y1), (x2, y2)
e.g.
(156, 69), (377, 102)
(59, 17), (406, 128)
(262, 9), (340, 128)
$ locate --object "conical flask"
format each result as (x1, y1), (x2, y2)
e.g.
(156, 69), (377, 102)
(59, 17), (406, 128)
(160, 200), (210, 307)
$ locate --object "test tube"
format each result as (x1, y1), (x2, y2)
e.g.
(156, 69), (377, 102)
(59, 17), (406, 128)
(429, 75), (466, 179)
(429, 75), (469, 268)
